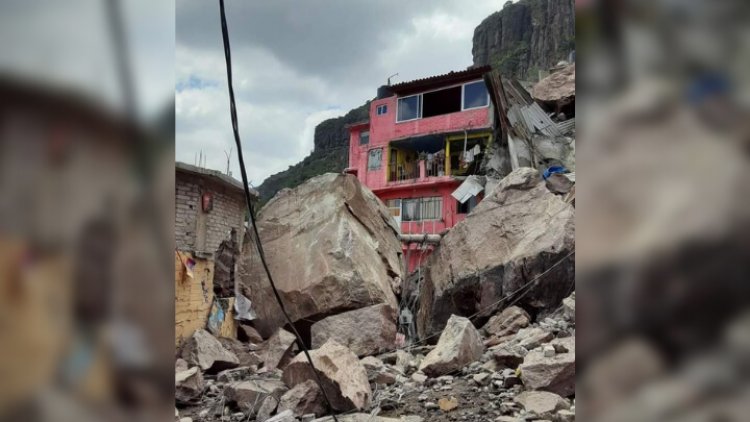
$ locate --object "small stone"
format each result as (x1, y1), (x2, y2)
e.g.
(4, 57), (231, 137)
(411, 373), (428, 384)
(438, 396), (459, 412)
(472, 373), (491, 386)
(543, 345), (556, 357)
(425, 402), (439, 410)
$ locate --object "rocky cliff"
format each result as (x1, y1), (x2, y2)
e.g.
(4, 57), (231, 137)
(256, 102), (370, 204)
(472, 0), (575, 80)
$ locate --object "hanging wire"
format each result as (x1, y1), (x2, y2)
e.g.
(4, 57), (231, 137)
(216, 1), (339, 419)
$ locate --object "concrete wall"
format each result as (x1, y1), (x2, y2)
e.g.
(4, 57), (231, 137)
(175, 172), (246, 255)
(348, 83), (492, 192)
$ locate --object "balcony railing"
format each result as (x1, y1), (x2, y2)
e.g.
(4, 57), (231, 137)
(389, 163), (419, 183)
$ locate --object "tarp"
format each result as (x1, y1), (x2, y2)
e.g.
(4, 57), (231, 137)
(451, 175), (485, 204)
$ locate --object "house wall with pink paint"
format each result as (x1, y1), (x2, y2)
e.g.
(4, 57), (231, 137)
(345, 67), (493, 272)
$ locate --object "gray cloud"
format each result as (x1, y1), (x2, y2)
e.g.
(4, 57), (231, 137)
(176, 0), (501, 184)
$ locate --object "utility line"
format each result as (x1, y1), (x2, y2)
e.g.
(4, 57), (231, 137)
(216, 1), (340, 420)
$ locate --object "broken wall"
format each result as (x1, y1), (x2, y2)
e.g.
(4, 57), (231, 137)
(175, 251), (215, 346)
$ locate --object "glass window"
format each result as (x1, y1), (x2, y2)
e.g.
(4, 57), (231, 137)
(463, 81), (489, 109)
(359, 130), (369, 145)
(367, 148), (382, 170)
(397, 95), (421, 121)
(377, 104), (388, 115)
(401, 197), (442, 221)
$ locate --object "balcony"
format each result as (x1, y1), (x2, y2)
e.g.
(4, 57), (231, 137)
(386, 131), (491, 185)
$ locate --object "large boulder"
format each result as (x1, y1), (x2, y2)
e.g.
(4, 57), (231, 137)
(311, 304), (397, 357)
(418, 315), (484, 377)
(282, 340), (371, 412)
(238, 173), (402, 338)
(417, 168), (575, 339)
(180, 329), (239, 373)
(519, 336), (575, 397)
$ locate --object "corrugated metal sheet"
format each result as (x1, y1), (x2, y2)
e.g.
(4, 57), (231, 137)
(557, 119), (576, 135)
(451, 176), (485, 204)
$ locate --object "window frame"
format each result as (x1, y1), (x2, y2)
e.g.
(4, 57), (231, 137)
(367, 148), (383, 171)
(401, 196), (443, 222)
(395, 79), (489, 123)
(396, 94), (422, 122)
(359, 130), (370, 145)
(376, 104), (388, 115)
(461, 80), (490, 111)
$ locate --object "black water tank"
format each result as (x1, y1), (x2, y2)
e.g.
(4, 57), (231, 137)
(377, 85), (393, 99)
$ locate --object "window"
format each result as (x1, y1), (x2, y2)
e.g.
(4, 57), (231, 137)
(397, 95), (421, 121)
(402, 196), (442, 221)
(457, 196), (478, 214)
(386, 199), (401, 218)
(359, 130), (369, 145)
(462, 81), (489, 109)
(367, 148), (382, 170)
(376, 104), (388, 115)
(422, 85), (462, 118)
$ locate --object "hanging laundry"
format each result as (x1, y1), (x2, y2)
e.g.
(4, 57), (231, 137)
(472, 144), (481, 155)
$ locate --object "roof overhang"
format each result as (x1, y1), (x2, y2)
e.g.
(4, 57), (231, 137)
(390, 66), (491, 97)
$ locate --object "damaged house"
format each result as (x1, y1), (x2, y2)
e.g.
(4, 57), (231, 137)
(175, 162), (258, 345)
(346, 66), (494, 272)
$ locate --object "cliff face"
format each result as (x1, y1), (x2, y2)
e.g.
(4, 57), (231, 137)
(256, 102), (370, 204)
(472, 0), (575, 80)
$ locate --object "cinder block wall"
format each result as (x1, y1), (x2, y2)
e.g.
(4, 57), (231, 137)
(175, 172), (246, 255)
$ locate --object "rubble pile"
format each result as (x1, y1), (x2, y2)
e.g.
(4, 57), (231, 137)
(417, 168), (575, 339)
(176, 171), (575, 421)
(176, 290), (575, 422)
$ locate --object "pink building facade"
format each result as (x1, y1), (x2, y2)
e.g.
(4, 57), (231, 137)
(346, 66), (494, 272)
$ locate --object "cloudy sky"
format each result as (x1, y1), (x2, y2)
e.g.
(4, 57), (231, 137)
(176, 0), (502, 186)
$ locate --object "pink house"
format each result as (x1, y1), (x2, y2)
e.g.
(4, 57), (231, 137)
(346, 66), (494, 272)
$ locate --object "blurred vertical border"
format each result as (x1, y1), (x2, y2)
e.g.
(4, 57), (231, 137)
(576, 0), (750, 421)
(0, 1), (175, 421)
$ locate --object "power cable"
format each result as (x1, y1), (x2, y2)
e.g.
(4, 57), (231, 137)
(217, 1), (339, 420)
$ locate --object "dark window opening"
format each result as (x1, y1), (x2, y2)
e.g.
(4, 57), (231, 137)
(359, 130), (369, 145)
(457, 196), (479, 214)
(422, 86), (462, 118)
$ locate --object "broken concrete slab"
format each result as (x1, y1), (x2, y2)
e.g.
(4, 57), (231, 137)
(180, 329), (239, 373)
(259, 328), (298, 371)
(277, 379), (327, 418)
(282, 340), (371, 412)
(238, 173), (402, 338)
(417, 168), (575, 339)
(482, 306), (530, 338)
(311, 303), (397, 357)
(519, 336), (575, 397)
(418, 315), (485, 377)
(175, 366), (204, 405)
(224, 379), (288, 417)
